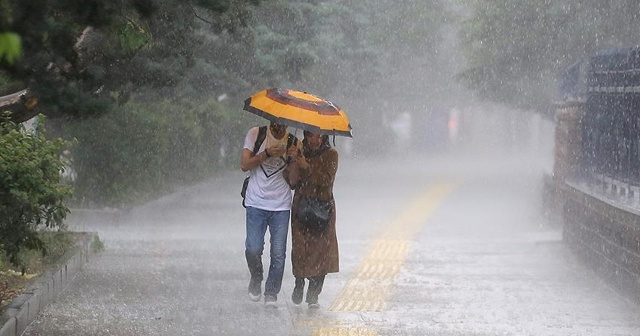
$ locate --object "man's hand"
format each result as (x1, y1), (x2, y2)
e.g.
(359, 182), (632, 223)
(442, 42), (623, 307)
(267, 144), (286, 158)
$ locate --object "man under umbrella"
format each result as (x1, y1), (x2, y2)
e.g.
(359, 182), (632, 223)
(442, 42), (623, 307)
(240, 122), (300, 307)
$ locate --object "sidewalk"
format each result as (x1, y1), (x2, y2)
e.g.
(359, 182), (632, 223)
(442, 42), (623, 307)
(0, 233), (96, 336)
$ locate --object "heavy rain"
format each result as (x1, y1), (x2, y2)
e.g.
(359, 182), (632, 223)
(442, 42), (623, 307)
(1, 1), (640, 335)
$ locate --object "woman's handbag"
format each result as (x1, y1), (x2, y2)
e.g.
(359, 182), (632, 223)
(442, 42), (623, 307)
(297, 196), (332, 234)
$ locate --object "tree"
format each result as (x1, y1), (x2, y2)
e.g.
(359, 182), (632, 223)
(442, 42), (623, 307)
(458, 0), (640, 111)
(0, 0), (261, 123)
(316, 0), (452, 153)
(2, 0), (454, 207)
(0, 113), (72, 268)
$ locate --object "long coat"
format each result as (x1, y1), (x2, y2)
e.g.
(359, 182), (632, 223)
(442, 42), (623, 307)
(286, 147), (339, 278)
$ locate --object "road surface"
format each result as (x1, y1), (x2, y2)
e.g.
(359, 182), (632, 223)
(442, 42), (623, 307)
(24, 149), (640, 335)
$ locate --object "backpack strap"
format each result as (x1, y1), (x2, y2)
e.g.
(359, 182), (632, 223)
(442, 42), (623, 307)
(244, 126), (268, 209)
(253, 126), (267, 154)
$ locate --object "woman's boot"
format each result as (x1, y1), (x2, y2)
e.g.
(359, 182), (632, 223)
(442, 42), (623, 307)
(292, 277), (305, 305)
(306, 275), (325, 309)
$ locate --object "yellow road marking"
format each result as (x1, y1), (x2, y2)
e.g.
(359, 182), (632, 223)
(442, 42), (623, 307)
(313, 327), (378, 336)
(329, 181), (456, 313)
(301, 182), (456, 335)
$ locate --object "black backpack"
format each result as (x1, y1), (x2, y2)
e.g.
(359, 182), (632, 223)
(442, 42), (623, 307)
(241, 126), (298, 207)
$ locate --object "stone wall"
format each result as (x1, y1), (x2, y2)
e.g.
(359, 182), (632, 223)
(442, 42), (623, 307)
(547, 101), (640, 303)
(563, 183), (640, 302)
(543, 101), (584, 223)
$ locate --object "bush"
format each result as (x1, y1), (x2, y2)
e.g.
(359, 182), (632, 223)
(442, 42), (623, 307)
(67, 93), (250, 208)
(0, 113), (73, 268)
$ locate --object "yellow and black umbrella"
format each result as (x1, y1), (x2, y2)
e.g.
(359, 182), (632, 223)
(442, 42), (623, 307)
(243, 88), (353, 137)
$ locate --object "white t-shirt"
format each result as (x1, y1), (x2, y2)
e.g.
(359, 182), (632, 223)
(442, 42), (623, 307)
(243, 126), (293, 211)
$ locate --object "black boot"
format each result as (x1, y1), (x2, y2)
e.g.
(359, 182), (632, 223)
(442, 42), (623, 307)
(292, 277), (304, 305)
(306, 275), (325, 309)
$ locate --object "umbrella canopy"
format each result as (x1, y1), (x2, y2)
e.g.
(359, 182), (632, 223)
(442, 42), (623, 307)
(243, 88), (352, 137)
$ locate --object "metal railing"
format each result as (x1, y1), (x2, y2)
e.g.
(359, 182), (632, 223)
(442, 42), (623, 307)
(581, 92), (640, 186)
(560, 46), (640, 209)
(578, 92), (640, 208)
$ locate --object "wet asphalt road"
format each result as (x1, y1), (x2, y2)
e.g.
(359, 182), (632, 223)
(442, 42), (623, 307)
(23, 150), (640, 336)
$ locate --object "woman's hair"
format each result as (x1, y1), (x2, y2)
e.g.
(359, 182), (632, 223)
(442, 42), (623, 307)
(302, 131), (331, 158)
(303, 131), (329, 143)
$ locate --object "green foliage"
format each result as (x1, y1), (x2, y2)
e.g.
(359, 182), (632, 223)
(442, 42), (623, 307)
(67, 105), (164, 206)
(178, 0), (451, 158)
(0, 231), (77, 276)
(247, 1), (380, 91)
(67, 93), (248, 207)
(1, 0), (454, 207)
(0, 32), (20, 64)
(0, 0), (263, 122)
(90, 235), (104, 253)
(118, 20), (151, 53)
(459, 0), (640, 110)
(308, 0), (451, 154)
(0, 113), (72, 268)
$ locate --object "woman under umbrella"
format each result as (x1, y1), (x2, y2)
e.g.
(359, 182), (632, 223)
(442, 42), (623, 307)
(284, 130), (339, 309)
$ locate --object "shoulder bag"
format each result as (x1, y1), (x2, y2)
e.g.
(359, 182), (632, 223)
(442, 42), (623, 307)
(297, 196), (332, 234)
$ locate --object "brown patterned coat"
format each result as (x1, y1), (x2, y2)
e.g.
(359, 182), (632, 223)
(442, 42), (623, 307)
(285, 147), (339, 278)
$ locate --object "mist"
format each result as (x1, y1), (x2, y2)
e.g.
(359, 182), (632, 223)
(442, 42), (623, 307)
(3, 0), (640, 335)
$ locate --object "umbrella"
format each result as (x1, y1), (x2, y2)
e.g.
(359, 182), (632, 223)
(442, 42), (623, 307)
(243, 88), (352, 137)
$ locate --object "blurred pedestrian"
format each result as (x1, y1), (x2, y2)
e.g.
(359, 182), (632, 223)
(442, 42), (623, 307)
(285, 130), (339, 309)
(240, 122), (300, 307)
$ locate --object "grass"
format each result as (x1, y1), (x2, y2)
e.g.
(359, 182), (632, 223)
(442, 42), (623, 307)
(0, 231), (82, 312)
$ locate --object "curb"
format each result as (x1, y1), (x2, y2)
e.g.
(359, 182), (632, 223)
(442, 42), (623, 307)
(0, 232), (98, 336)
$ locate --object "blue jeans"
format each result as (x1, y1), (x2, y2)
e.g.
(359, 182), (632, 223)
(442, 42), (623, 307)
(245, 207), (290, 296)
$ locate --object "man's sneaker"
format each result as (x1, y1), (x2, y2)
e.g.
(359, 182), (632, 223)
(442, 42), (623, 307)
(248, 278), (262, 302)
(264, 294), (277, 308)
(308, 302), (320, 310)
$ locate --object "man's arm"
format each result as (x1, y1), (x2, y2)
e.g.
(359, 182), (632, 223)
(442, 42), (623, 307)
(240, 148), (268, 172)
